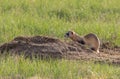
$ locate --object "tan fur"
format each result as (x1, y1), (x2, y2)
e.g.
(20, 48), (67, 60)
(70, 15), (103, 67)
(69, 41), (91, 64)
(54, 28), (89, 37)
(65, 31), (84, 42)
(65, 31), (100, 53)
(84, 33), (100, 53)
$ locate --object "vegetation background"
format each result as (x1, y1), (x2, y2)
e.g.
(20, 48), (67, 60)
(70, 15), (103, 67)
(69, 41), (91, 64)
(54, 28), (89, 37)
(0, 0), (120, 79)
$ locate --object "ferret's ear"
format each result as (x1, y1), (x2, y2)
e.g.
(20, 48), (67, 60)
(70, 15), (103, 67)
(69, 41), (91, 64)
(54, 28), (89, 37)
(71, 31), (74, 35)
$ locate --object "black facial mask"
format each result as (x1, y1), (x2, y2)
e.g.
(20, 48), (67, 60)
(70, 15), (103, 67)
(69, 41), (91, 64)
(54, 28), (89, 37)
(66, 33), (69, 36)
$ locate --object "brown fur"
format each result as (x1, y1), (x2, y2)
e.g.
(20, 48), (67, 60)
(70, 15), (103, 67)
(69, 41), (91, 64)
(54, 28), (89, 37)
(84, 33), (100, 53)
(65, 31), (84, 42)
(65, 31), (100, 53)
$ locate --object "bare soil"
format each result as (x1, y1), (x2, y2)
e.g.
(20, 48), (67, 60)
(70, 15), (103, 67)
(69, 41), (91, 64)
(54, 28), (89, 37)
(0, 36), (120, 65)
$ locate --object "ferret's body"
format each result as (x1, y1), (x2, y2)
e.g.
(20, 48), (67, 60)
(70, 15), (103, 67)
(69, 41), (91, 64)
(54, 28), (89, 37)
(65, 31), (100, 53)
(84, 33), (100, 53)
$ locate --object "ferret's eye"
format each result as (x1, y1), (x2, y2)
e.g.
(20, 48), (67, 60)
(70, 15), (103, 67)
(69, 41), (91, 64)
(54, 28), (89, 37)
(66, 33), (69, 36)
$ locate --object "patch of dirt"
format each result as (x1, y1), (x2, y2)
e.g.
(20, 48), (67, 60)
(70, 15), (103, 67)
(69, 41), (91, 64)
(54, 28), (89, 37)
(0, 36), (120, 65)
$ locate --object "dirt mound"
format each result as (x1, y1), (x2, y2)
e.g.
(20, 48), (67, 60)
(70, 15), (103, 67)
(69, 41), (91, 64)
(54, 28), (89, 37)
(0, 36), (120, 65)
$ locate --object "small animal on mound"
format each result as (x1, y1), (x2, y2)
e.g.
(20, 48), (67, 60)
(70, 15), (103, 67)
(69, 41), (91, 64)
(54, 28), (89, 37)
(64, 31), (100, 53)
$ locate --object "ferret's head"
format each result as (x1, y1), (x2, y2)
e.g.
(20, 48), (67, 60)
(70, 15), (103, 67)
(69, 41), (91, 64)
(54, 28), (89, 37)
(64, 31), (75, 38)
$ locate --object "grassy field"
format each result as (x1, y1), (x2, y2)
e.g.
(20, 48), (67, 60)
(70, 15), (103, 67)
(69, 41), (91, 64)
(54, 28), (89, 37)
(0, 56), (120, 79)
(0, 0), (120, 78)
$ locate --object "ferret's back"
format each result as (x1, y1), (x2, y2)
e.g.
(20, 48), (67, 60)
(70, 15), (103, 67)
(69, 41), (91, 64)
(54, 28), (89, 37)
(84, 33), (98, 41)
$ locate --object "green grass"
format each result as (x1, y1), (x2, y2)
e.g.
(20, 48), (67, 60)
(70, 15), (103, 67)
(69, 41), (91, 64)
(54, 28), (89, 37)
(0, 0), (120, 44)
(0, 0), (120, 78)
(0, 56), (120, 79)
